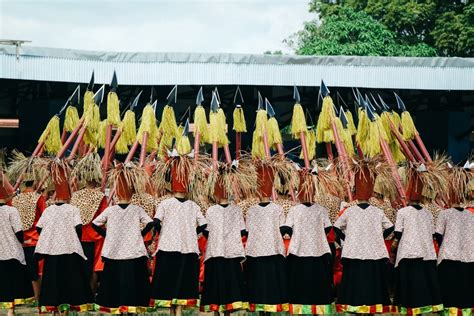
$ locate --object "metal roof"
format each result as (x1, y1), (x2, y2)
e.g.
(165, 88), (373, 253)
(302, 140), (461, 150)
(1, 45), (473, 90)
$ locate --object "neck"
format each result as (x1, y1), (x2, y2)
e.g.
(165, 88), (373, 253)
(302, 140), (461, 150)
(117, 200), (130, 204)
(302, 201), (312, 207)
(357, 199), (369, 204)
(259, 197), (270, 203)
(174, 192), (186, 199)
(218, 199), (229, 205)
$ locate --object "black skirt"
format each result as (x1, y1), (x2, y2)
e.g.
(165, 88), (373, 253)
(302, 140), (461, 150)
(81, 241), (95, 279)
(95, 257), (150, 313)
(0, 259), (34, 307)
(23, 246), (39, 281)
(394, 258), (443, 313)
(39, 254), (93, 312)
(150, 251), (200, 308)
(337, 258), (393, 314)
(438, 260), (474, 310)
(244, 255), (288, 312)
(200, 257), (247, 312)
(287, 254), (335, 314)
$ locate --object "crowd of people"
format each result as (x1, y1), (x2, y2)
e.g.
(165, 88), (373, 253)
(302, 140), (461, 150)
(0, 75), (473, 315)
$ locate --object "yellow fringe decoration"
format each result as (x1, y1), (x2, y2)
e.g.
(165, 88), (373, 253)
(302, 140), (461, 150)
(251, 110), (268, 159)
(345, 110), (357, 135)
(38, 116), (61, 155)
(391, 111), (401, 129)
(121, 110), (137, 145)
(83, 90), (94, 117)
(365, 119), (388, 158)
(401, 111), (417, 141)
(137, 105), (158, 152)
(356, 108), (369, 148)
(233, 107), (247, 133)
(97, 120), (107, 149)
(299, 129), (317, 160)
(63, 106), (79, 132)
(115, 126), (129, 154)
(209, 109), (229, 147)
(217, 108), (229, 146)
(193, 105), (209, 144)
(380, 112), (405, 163)
(316, 97), (336, 143)
(335, 118), (355, 157)
(176, 135), (192, 156)
(158, 105), (178, 156)
(106, 92), (121, 127)
(291, 103), (307, 139)
(267, 117), (282, 148)
(390, 141), (405, 163)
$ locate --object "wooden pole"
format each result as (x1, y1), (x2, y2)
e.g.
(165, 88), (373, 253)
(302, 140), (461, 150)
(56, 118), (84, 159)
(139, 132), (149, 167)
(380, 138), (407, 206)
(66, 125), (87, 161)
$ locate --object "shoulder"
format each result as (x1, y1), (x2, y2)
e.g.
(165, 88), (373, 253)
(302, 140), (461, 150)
(397, 206), (410, 215)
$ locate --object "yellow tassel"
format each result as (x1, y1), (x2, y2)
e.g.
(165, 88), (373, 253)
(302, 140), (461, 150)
(380, 112), (394, 144)
(83, 90), (94, 117)
(217, 108), (229, 147)
(291, 103), (307, 139)
(193, 105), (209, 144)
(251, 110), (268, 159)
(299, 129), (317, 160)
(267, 117), (281, 148)
(38, 116), (61, 155)
(121, 110), (137, 145)
(233, 107), (247, 133)
(209, 112), (219, 145)
(63, 106), (79, 132)
(345, 110), (357, 135)
(390, 141), (406, 163)
(356, 109), (369, 148)
(115, 127), (129, 154)
(401, 111), (417, 141)
(391, 111), (401, 129)
(97, 120), (107, 149)
(157, 105), (178, 156)
(335, 118), (355, 157)
(137, 105), (158, 152)
(365, 119), (388, 158)
(176, 135), (192, 156)
(106, 92), (121, 127)
(316, 97), (336, 143)
(83, 129), (97, 147)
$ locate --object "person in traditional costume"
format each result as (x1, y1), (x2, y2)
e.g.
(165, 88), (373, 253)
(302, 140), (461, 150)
(149, 110), (207, 312)
(0, 173), (34, 316)
(34, 161), (93, 313)
(70, 153), (107, 294)
(11, 173), (46, 301)
(200, 164), (248, 314)
(92, 163), (153, 313)
(245, 160), (289, 313)
(334, 158), (394, 314)
(392, 163), (443, 314)
(281, 166), (335, 315)
(435, 165), (474, 314)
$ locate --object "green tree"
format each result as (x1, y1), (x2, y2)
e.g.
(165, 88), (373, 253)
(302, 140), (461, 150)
(288, 6), (436, 56)
(304, 0), (473, 57)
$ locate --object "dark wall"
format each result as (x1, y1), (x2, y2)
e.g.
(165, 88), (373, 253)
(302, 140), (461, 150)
(0, 79), (472, 162)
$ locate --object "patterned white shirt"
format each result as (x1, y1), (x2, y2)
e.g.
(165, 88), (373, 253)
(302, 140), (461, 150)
(0, 205), (26, 264)
(245, 203), (286, 257)
(285, 204), (332, 257)
(93, 205), (153, 260)
(436, 208), (474, 264)
(35, 204), (86, 259)
(204, 204), (246, 261)
(395, 206), (436, 267)
(334, 205), (393, 260)
(154, 197), (207, 255)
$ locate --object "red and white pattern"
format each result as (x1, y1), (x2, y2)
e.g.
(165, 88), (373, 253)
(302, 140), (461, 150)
(285, 203), (332, 257)
(204, 203), (246, 261)
(245, 203), (286, 257)
(394, 206), (436, 267)
(0, 205), (26, 264)
(436, 208), (474, 264)
(93, 204), (152, 260)
(154, 197), (207, 255)
(35, 204), (86, 259)
(334, 205), (393, 260)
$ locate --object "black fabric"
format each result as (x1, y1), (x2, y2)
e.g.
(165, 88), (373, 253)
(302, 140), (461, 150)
(287, 254), (334, 305)
(383, 226), (395, 239)
(175, 197), (187, 203)
(434, 233), (443, 246)
(39, 254), (93, 307)
(394, 231), (402, 240)
(196, 224), (207, 235)
(280, 226), (293, 237)
(118, 203), (130, 209)
(97, 257), (150, 308)
(454, 207), (465, 212)
(394, 259), (442, 308)
(219, 203), (230, 208)
(36, 227), (42, 235)
(24, 246), (39, 281)
(201, 257), (246, 307)
(411, 204), (423, 210)
(75, 224), (83, 240)
(81, 241), (95, 280)
(150, 251), (199, 301)
(0, 259), (34, 303)
(92, 224), (106, 238)
(357, 203), (370, 209)
(244, 255), (288, 305)
(141, 222), (154, 237)
(240, 230), (248, 238)
(324, 226), (332, 235)
(438, 260), (474, 308)
(15, 231), (24, 244)
(153, 219), (161, 233)
(54, 203), (65, 206)
(333, 226), (345, 242)
(338, 258), (391, 307)
(302, 202), (312, 207)
(258, 202), (270, 207)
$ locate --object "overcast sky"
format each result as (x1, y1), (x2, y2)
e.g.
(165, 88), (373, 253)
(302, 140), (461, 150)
(0, 0), (313, 54)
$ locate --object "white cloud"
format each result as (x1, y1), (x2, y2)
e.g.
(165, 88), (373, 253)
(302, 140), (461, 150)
(0, 0), (313, 54)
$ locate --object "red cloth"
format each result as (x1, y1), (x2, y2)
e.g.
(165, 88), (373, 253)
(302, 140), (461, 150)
(198, 236), (207, 284)
(23, 195), (46, 247)
(467, 206), (474, 214)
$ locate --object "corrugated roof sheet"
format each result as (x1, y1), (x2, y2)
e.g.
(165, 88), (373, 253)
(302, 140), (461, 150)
(1, 45), (473, 90)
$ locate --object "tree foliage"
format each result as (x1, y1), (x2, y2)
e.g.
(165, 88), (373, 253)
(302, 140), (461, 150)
(299, 0), (473, 57)
(288, 6), (436, 56)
